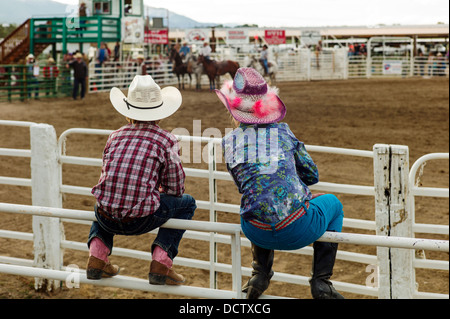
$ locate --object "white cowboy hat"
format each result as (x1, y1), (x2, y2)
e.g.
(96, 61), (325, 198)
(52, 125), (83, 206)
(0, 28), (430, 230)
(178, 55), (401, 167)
(110, 75), (182, 121)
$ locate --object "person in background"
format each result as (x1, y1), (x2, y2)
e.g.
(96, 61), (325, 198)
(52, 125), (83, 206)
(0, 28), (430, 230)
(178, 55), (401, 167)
(43, 57), (59, 96)
(66, 52), (88, 100)
(259, 44), (269, 75)
(179, 42), (190, 61)
(136, 54), (147, 75)
(200, 42), (212, 62)
(25, 53), (39, 100)
(96, 43), (109, 67)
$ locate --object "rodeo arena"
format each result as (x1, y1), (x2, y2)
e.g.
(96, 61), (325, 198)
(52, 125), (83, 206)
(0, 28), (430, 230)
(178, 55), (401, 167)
(0, 0), (448, 303)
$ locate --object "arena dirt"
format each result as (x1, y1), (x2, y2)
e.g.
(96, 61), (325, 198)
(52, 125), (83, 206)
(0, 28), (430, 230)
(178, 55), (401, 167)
(0, 77), (448, 299)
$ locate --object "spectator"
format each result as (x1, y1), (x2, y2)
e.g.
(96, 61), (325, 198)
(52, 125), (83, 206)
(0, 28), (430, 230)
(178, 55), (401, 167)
(66, 52), (88, 100)
(96, 43), (109, 67)
(114, 41), (121, 62)
(136, 54), (147, 75)
(25, 53), (39, 100)
(43, 57), (59, 96)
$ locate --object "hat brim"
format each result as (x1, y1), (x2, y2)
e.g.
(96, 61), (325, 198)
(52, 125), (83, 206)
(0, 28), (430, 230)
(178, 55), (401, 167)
(110, 86), (182, 121)
(215, 89), (286, 125)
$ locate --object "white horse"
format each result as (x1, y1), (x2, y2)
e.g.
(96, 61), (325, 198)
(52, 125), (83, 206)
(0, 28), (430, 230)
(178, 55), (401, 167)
(244, 55), (278, 84)
(187, 55), (206, 91)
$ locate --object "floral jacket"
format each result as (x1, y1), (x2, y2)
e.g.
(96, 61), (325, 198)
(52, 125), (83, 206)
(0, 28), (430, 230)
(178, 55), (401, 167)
(222, 122), (319, 224)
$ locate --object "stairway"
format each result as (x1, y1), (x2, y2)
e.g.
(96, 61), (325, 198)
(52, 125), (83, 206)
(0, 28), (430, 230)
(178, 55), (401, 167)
(0, 19), (49, 64)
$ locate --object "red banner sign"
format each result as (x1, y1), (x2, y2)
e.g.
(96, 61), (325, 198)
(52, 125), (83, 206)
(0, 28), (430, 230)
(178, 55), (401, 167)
(264, 30), (286, 45)
(145, 29), (169, 44)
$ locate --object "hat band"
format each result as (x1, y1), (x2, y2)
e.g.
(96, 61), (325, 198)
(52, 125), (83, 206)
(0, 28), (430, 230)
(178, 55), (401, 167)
(123, 98), (163, 110)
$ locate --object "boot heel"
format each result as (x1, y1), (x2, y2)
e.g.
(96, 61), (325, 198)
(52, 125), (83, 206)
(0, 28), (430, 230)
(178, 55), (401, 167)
(149, 273), (167, 285)
(87, 268), (103, 280)
(246, 286), (264, 299)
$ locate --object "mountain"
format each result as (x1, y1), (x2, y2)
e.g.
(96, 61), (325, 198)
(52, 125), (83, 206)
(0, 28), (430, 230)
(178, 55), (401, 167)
(0, 0), (68, 24)
(0, 0), (227, 29)
(145, 6), (227, 29)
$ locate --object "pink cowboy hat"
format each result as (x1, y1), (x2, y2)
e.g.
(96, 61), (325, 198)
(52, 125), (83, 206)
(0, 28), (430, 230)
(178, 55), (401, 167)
(215, 67), (286, 124)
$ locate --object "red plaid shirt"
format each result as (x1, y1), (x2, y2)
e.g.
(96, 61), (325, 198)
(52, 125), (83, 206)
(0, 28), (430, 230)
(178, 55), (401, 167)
(92, 123), (185, 219)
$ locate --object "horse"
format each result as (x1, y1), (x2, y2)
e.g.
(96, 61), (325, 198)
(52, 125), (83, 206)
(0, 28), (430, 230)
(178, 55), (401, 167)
(198, 55), (240, 91)
(186, 55), (206, 91)
(245, 55), (278, 84)
(169, 49), (192, 90)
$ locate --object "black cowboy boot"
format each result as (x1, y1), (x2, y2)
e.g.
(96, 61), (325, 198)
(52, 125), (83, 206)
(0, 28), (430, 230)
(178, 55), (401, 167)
(309, 241), (345, 299)
(242, 243), (274, 299)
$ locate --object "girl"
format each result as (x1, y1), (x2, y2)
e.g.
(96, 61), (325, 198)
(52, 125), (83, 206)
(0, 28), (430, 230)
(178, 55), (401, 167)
(216, 68), (344, 299)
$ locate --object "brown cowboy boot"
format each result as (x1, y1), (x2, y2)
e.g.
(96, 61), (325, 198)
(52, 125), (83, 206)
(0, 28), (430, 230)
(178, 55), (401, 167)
(149, 260), (186, 285)
(86, 256), (120, 280)
(242, 243), (274, 299)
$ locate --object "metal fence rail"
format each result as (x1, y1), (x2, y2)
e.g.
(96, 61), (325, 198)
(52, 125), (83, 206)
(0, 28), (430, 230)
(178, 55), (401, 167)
(0, 64), (72, 101)
(0, 121), (448, 299)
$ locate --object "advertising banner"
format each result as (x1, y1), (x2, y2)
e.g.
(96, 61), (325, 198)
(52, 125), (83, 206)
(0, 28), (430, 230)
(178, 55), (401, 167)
(226, 29), (249, 44)
(301, 30), (321, 46)
(383, 60), (403, 75)
(122, 17), (144, 43)
(185, 29), (210, 44)
(145, 29), (169, 44)
(264, 30), (286, 45)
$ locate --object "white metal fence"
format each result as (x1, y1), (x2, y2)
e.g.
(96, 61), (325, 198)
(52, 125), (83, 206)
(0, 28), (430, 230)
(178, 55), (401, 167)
(88, 49), (449, 92)
(0, 120), (448, 299)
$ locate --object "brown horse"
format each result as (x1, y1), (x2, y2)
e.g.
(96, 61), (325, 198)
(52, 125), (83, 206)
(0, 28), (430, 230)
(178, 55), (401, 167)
(169, 49), (192, 90)
(198, 55), (239, 91)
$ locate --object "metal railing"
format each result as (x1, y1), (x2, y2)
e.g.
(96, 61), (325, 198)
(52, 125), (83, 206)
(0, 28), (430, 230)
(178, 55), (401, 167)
(0, 121), (448, 298)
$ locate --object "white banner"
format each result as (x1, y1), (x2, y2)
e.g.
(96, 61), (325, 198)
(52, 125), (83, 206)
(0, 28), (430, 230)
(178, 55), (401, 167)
(122, 17), (144, 43)
(301, 30), (321, 46)
(383, 60), (403, 75)
(185, 29), (210, 45)
(226, 29), (248, 45)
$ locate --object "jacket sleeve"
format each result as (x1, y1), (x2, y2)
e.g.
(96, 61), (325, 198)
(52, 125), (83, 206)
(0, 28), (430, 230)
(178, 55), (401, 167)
(285, 125), (319, 186)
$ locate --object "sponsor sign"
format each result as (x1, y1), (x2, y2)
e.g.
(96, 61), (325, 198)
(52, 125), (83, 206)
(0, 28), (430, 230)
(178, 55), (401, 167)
(383, 60), (403, 75)
(122, 17), (144, 43)
(264, 30), (286, 44)
(226, 29), (249, 44)
(301, 30), (321, 45)
(145, 29), (169, 44)
(185, 29), (210, 44)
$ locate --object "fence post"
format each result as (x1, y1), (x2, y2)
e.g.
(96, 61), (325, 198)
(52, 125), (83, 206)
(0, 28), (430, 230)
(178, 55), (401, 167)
(30, 123), (64, 292)
(373, 144), (415, 299)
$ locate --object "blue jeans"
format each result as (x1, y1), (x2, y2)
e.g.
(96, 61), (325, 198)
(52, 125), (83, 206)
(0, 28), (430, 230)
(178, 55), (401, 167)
(87, 194), (196, 260)
(241, 194), (344, 250)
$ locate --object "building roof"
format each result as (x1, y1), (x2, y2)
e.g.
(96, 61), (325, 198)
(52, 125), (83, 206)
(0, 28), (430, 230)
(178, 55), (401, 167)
(169, 24), (449, 40)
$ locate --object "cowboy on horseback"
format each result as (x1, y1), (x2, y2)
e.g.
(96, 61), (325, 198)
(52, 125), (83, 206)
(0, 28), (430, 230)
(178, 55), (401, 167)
(200, 42), (212, 62)
(259, 45), (269, 76)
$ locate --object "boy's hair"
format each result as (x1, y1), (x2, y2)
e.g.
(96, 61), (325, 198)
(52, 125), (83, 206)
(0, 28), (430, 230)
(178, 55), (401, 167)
(126, 117), (158, 125)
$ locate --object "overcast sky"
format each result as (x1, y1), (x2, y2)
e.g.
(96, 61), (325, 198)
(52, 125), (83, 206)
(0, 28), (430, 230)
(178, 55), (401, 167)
(55, 0), (449, 27)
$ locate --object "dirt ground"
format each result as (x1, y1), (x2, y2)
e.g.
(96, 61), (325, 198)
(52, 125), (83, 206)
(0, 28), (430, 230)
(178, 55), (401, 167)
(0, 77), (448, 299)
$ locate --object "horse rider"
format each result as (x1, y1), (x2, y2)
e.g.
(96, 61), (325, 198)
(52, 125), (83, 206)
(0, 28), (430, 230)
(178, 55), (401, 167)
(179, 42), (190, 61)
(200, 42), (212, 62)
(259, 44), (269, 76)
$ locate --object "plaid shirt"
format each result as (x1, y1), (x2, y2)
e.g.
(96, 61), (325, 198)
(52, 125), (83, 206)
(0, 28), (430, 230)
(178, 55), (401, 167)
(92, 123), (185, 219)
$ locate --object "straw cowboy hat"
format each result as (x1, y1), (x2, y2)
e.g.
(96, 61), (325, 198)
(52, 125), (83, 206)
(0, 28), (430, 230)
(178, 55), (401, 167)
(110, 75), (182, 121)
(215, 67), (286, 124)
